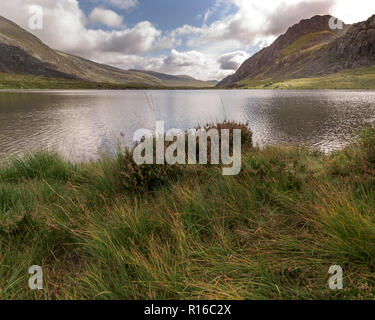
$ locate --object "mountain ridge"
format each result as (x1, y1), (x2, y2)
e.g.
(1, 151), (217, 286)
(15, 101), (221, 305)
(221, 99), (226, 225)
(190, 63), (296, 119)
(0, 15), (214, 88)
(128, 69), (216, 87)
(217, 15), (375, 88)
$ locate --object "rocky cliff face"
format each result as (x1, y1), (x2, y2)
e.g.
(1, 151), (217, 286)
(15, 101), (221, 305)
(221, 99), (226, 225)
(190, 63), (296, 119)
(326, 15), (375, 69)
(216, 15), (375, 88)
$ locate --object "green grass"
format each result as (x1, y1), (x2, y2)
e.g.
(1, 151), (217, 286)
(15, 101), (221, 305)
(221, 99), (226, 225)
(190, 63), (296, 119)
(0, 73), (127, 89)
(236, 65), (375, 89)
(0, 73), (214, 90)
(281, 31), (336, 57)
(2, 66), (375, 90)
(1, 124), (375, 300)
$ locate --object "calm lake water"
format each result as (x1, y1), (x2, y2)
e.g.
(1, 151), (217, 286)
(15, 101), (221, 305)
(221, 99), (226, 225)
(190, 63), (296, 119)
(1, 89), (375, 162)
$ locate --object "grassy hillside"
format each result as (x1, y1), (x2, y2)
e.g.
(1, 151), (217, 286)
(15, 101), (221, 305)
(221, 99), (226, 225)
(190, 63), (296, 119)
(0, 73), (130, 89)
(0, 73), (215, 90)
(218, 15), (375, 89)
(1, 123), (375, 299)
(0, 16), (214, 89)
(129, 70), (216, 88)
(281, 30), (337, 57)
(232, 65), (375, 89)
(216, 15), (351, 88)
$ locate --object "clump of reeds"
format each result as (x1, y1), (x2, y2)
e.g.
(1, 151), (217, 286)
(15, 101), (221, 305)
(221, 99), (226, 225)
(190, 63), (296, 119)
(119, 121), (253, 192)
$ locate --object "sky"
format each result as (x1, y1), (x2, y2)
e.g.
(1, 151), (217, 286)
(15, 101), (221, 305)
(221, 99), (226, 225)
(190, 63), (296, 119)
(0, 0), (375, 81)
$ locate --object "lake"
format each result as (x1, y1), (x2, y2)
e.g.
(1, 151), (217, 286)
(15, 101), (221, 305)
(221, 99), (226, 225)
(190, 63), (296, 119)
(1, 89), (375, 162)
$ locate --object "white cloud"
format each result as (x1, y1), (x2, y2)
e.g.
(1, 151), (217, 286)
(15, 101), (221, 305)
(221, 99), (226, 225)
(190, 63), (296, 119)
(176, 0), (337, 50)
(109, 0), (138, 10)
(330, 0), (375, 24)
(164, 49), (205, 68)
(96, 22), (164, 54)
(89, 7), (124, 28)
(217, 51), (250, 70)
(0, 0), (173, 57)
(1, 0), (375, 81)
(158, 49), (231, 80)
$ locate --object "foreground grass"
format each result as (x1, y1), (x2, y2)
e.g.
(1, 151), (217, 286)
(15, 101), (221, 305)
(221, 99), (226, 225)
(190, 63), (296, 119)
(1, 127), (375, 300)
(235, 65), (375, 89)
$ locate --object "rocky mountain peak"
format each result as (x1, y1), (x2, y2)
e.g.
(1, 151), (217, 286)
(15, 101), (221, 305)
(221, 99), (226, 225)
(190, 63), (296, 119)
(217, 15), (351, 87)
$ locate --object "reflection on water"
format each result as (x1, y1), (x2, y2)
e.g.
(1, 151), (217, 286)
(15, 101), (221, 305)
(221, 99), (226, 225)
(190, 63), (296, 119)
(1, 89), (375, 161)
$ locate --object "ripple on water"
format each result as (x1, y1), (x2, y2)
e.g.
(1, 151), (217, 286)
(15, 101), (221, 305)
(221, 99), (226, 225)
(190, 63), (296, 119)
(1, 89), (375, 162)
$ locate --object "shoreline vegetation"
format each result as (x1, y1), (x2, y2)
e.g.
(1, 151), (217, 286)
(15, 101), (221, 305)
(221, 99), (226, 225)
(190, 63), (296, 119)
(1, 122), (375, 299)
(1, 66), (375, 90)
(229, 65), (375, 90)
(0, 73), (215, 90)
